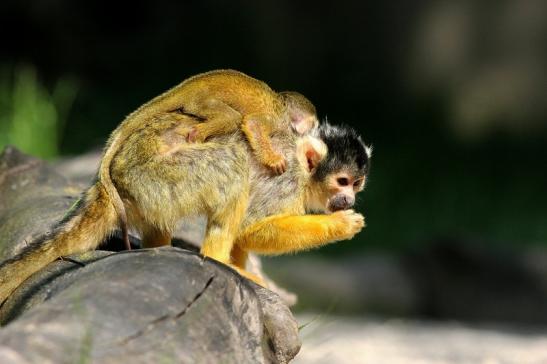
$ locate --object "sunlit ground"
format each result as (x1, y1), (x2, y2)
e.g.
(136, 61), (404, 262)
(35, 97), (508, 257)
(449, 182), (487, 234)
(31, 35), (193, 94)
(295, 314), (547, 364)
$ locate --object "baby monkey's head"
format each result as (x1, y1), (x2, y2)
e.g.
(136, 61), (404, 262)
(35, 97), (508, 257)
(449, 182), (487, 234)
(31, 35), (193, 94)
(300, 122), (371, 213)
(279, 91), (319, 135)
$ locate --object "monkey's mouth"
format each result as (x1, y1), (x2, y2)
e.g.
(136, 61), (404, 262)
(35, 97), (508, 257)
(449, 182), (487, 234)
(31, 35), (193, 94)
(327, 204), (346, 212)
(328, 195), (354, 212)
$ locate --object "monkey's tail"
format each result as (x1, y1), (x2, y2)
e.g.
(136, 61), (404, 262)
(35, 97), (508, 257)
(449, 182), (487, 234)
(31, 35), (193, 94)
(0, 183), (118, 304)
(99, 131), (130, 250)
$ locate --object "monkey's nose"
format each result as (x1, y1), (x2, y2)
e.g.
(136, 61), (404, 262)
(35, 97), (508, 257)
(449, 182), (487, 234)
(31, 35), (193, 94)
(329, 194), (355, 211)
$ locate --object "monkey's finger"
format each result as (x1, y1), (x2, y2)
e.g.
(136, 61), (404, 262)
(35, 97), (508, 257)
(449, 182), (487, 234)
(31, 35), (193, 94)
(352, 213), (365, 226)
(269, 159), (287, 175)
(279, 159), (287, 174)
(276, 160), (287, 175)
(338, 209), (355, 217)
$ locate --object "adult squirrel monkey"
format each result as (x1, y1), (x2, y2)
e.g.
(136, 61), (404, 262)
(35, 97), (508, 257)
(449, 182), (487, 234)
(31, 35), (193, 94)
(101, 69), (318, 251)
(0, 73), (370, 302)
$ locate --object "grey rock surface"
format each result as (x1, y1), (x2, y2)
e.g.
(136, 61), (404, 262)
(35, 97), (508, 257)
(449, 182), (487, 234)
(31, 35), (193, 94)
(0, 146), (82, 262)
(0, 248), (293, 363)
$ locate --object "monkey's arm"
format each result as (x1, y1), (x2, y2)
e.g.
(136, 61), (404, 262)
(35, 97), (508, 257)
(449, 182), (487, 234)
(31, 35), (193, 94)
(241, 114), (287, 174)
(235, 210), (364, 255)
(189, 105), (286, 173)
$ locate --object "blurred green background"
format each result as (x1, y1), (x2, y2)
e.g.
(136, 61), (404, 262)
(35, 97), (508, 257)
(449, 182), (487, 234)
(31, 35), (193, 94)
(1, 0), (546, 255)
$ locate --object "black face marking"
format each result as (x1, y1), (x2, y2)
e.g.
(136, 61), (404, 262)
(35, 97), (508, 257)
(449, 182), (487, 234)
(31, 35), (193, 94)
(313, 122), (370, 182)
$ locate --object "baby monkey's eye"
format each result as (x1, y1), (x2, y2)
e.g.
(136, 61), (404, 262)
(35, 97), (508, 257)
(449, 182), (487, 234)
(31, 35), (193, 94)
(353, 179), (364, 188)
(337, 177), (349, 186)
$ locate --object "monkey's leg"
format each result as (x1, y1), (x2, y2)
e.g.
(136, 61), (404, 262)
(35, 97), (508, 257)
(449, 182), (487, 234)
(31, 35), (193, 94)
(193, 182), (264, 285)
(227, 244), (265, 285)
(140, 225), (172, 248)
(186, 99), (242, 142)
(201, 190), (248, 265)
(235, 210), (365, 255)
(231, 244), (248, 269)
(241, 114), (287, 174)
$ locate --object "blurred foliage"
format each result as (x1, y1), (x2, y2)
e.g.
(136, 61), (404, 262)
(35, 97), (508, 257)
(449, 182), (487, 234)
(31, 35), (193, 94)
(1, 0), (546, 252)
(0, 65), (77, 159)
(344, 134), (547, 254)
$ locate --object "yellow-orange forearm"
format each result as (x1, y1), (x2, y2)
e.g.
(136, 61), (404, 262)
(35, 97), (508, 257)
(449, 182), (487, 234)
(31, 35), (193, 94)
(235, 210), (364, 255)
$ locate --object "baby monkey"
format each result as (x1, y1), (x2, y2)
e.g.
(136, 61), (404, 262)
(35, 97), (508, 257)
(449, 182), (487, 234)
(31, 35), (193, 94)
(175, 69), (318, 174)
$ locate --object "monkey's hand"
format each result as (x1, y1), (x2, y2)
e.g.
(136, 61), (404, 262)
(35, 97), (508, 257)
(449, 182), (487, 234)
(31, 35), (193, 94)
(241, 114), (287, 175)
(227, 263), (266, 287)
(263, 152), (287, 175)
(331, 209), (365, 240)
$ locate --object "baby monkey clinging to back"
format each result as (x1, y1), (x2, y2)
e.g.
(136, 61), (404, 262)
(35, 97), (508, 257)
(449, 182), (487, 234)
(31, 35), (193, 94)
(174, 69), (318, 174)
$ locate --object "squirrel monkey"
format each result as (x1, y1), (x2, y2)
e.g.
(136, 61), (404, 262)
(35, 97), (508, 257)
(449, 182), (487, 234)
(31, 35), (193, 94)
(99, 69), (318, 252)
(0, 84), (368, 303)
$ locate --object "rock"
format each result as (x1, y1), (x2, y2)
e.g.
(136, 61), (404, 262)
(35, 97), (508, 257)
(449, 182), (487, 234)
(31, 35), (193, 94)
(0, 248), (297, 363)
(0, 146), (82, 262)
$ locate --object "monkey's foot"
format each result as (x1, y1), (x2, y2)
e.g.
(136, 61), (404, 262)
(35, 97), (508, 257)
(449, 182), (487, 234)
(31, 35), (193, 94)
(186, 126), (204, 143)
(263, 154), (287, 175)
(228, 264), (266, 287)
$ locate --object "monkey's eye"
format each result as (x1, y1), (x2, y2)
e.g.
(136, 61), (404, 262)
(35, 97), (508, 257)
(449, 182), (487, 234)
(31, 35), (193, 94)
(353, 179), (363, 188)
(337, 177), (349, 186)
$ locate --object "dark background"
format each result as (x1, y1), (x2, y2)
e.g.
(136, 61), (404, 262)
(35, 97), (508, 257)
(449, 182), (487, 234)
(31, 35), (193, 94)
(1, 0), (547, 320)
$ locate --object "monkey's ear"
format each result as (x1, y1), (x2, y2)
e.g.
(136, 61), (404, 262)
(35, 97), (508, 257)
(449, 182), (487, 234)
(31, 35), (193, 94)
(297, 135), (327, 173)
(290, 112), (319, 135)
(279, 91), (319, 134)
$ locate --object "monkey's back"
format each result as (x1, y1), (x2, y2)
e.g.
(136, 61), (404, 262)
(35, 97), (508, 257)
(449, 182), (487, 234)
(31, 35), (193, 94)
(103, 69), (283, 179)
(105, 69), (307, 234)
(111, 113), (250, 233)
(170, 69), (282, 116)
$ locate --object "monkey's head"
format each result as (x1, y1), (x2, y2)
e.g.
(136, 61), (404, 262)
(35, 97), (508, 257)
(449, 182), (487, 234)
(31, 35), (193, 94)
(279, 91), (319, 135)
(300, 122), (371, 213)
